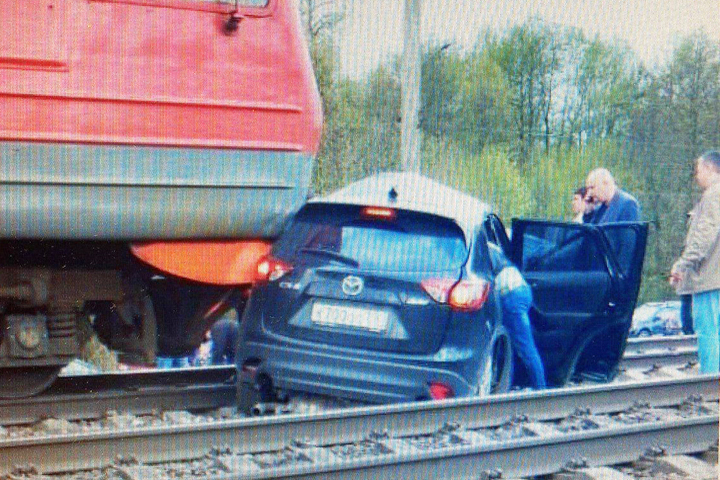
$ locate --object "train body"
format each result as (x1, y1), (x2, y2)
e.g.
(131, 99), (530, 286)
(0, 0), (322, 395)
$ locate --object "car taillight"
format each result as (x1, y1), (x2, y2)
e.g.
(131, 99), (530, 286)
(421, 278), (490, 312)
(449, 280), (490, 312)
(255, 255), (293, 283)
(421, 278), (456, 303)
(429, 381), (454, 400)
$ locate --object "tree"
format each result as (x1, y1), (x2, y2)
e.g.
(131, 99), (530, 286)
(627, 32), (720, 301)
(298, 0), (348, 194)
(420, 45), (464, 141)
(487, 21), (564, 164)
(556, 34), (639, 149)
(298, 0), (344, 42)
(663, 32), (720, 156)
(456, 49), (512, 152)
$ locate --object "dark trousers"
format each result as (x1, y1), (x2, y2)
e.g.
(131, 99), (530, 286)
(211, 317), (240, 365)
(681, 294), (694, 335)
(501, 284), (547, 389)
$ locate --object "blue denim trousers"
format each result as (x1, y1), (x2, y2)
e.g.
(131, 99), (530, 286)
(501, 284), (547, 389)
(692, 289), (720, 373)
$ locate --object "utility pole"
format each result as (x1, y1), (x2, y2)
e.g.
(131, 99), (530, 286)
(401, 0), (422, 172)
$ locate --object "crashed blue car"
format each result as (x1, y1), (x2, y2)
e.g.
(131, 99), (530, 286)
(237, 172), (648, 409)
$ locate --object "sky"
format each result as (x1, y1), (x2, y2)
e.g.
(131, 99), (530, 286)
(337, 0), (720, 78)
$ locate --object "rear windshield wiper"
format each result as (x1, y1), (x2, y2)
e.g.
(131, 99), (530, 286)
(298, 248), (360, 267)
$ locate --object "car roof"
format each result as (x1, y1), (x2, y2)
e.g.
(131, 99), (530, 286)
(309, 172), (492, 240)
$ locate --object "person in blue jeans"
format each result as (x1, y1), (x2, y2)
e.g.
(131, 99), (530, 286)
(489, 243), (547, 389)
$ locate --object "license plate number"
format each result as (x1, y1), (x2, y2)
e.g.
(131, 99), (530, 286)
(311, 303), (389, 332)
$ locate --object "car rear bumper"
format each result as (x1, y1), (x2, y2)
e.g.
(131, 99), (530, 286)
(238, 338), (477, 404)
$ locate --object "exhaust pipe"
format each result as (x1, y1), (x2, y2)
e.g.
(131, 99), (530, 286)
(250, 402), (277, 416)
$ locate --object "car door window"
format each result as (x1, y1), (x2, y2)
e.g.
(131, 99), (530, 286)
(510, 220), (612, 316)
(519, 224), (605, 273)
(597, 223), (649, 303)
(598, 224), (641, 277)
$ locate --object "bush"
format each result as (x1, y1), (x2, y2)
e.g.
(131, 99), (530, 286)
(422, 138), (534, 219)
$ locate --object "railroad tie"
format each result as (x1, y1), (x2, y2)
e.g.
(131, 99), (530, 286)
(653, 455), (718, 480)
(551, 466), (633, 480)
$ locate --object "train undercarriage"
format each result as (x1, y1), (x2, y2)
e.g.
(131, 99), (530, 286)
(0, 240), (239, 398)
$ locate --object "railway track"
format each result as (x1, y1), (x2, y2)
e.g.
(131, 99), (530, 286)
(626, 334), (697, 352)
(0, 335), (700, 427)
(621, 334), (698, 371)
(620, 347), (698, 371)
(0, 366), (236, 426)
(0, 334), (709, 478)
(1, 374), (717, 477)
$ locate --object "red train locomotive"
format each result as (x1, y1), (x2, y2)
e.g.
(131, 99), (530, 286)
(0, 0), (322, 395)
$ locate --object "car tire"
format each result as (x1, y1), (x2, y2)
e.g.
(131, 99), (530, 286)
(637, 328), (652, 337)
(477, 325), (513, 396)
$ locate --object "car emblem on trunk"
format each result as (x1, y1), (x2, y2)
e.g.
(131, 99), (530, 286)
(342, 275), (363, 296)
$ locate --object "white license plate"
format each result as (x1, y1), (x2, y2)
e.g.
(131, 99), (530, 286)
(311, 303), (389, 332)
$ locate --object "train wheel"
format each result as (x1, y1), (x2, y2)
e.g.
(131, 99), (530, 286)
(0, 366), (62, 399)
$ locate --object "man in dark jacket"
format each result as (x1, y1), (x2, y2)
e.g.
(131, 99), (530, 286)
(585, 168), (641, 224)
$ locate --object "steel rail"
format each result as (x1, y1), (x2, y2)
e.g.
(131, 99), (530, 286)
(223, 415), (718, 480)
(0, 338), (696, 427)
(55, 365), (236, 389)
(0, 366), (237, 426)
(626, 334), (697, 352)
(2, 374), (717, 475)
(620, 347), (698, 370)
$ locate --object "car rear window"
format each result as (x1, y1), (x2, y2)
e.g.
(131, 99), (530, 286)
(273, 204), (467, 273)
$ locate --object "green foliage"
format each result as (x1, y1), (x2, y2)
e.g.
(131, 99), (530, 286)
(301, 8), (720, 305)
(313, 70), (401, 195)
(422, 138), (534, 219)
(627, 31), (720, 303)
(456, 51), (513, 150)
(485, 20), (567, 161)
(525, 140), (644, 219)
(662, 31), (720, 152)
(420, 47), (465, 140)
(421, 47), (512, 153)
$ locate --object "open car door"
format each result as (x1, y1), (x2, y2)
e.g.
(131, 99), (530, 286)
(508, 219), (648, 385)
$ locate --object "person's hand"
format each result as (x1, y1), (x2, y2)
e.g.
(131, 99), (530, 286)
(669, 269), (683, 287)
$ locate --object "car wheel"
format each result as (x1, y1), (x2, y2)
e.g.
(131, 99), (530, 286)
(637, 328), (651, 337)
(477, 325), (513, 397)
